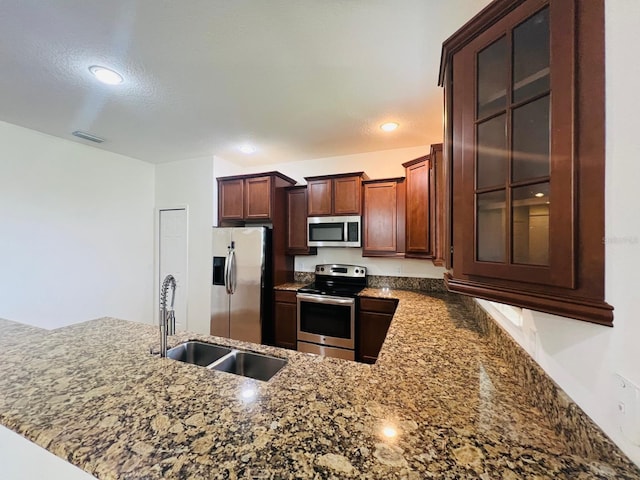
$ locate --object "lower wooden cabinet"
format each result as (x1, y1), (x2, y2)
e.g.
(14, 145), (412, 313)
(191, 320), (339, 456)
(274, 290), (297, 350)
(357, 297), (398, 364)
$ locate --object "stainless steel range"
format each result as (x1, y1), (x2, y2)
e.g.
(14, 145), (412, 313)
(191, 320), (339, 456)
(296, 264), (367, 360)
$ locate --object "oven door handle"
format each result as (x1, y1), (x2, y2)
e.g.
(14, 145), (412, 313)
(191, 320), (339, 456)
(296, 293), (355, 305)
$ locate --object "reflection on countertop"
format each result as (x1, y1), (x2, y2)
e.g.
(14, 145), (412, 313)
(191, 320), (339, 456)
(0, 289), (638, 479)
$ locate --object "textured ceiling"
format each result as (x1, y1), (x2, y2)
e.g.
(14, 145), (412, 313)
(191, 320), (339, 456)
(0, 0), (491, 166)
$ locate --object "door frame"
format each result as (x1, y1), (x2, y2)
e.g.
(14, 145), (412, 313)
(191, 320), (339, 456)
(155, 205), (189, 329)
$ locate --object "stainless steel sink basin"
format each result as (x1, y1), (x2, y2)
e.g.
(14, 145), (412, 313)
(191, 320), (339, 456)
(167, 341), (232, 367)
(211, 350), (287, 382)
(165, 341), (287, 381)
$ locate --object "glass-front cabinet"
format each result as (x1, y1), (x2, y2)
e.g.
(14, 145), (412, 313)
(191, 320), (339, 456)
(439, 0), (612, 325)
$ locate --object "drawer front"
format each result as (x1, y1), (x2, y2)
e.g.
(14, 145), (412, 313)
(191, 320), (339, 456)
(274, 289), (297, 303)
(359, 297), (398, 314)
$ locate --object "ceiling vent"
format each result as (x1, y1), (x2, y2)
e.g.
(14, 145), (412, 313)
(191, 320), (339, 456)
(72, 130), (105, 143)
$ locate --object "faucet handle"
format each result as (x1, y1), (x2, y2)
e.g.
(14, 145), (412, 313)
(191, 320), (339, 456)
(166, 310), (176, 336)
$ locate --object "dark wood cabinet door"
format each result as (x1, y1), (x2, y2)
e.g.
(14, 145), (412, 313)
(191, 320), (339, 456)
(357, 297), (397, 364)
(440, 0), (611, 324)
(219, 178), (244, 221)
(307, 179), (332, 216)
(362, 178), (405, 257)
(404, 157), (431, 257)
(430, 144), (445, 265)
(245, 176), (272, 220)
(358, 311), (392, 363)
(286, 187), (316, 255)
(274, 290), (297, 350)
(334, 175), (362, 215)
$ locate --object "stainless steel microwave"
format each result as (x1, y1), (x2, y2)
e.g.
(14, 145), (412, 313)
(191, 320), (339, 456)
(307, 216), (361, 248)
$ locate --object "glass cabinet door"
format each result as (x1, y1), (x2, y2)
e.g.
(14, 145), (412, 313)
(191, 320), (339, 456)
(473, 5), (557, 274)
(443, 0), (610, 324)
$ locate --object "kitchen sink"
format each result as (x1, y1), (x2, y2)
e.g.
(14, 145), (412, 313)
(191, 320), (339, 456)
(167, 341), (232, 367)
(166, 341), (287, 381)
(211, 350), (287, 382)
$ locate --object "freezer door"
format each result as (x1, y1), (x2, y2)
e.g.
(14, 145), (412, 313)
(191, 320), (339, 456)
(210, 228), (232, 337)
(229, 227), (266, 344)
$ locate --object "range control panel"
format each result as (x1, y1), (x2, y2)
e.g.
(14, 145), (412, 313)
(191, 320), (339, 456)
(314, 264), (366, 278)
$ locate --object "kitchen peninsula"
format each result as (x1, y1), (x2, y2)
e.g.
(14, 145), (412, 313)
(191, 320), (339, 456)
(0, 289), (638, 479)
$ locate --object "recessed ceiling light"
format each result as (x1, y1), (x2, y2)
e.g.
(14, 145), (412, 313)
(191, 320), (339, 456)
(89, 65), (124, 85)
(380, 122), (399, 132)
(238, 144), (257, 154)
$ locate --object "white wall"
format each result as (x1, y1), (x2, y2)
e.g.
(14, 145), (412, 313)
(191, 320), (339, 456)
(239, 145), (445, 278)
(241, 145), (428, 184)
(479, 2), (640, 466)
(0, 121), (155, 328)
(155, 156), (215, 335)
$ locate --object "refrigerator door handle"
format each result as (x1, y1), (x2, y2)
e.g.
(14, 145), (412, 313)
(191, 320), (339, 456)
(224, 249), (232, 294)
(229, 249), (237, 294)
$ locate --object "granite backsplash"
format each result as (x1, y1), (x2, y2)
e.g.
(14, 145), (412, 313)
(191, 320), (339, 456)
(294, 271), (446, 292)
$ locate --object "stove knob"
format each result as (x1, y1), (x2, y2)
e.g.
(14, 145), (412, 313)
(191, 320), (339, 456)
(320, 267), (325, 272)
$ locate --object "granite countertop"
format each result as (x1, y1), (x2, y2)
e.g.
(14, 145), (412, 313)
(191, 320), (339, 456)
(273, 282), (307, 291)
(1, 290), (639, 479)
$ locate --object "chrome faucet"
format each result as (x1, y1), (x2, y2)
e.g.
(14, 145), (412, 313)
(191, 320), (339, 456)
(159, 274), (177, 357)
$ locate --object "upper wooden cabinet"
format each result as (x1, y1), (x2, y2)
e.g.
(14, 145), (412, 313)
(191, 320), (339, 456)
(217, 172), (296, 225)
(403, 155), (431, 257)
(285, 186), (317, 256)
(244, 176), (272, 220)
(218, 178), (244, 221)
(362, 178), (405, 257)
(439, 0), (611, 324)
(402, 144), (444, 264)
(305, 172), (368, 216)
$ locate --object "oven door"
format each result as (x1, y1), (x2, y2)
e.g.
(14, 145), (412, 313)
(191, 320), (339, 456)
(297, 293), (355, 350)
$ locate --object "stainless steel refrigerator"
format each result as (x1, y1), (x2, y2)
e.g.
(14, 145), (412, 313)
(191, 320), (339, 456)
(211, 226), (272, 344)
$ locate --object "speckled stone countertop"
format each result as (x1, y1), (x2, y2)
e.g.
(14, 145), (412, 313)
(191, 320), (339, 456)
(1, 290), (639, 479)
(273, 281), (306, 291)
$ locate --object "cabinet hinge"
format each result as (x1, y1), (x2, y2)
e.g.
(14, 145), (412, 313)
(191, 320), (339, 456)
(450, 245), (454, 254)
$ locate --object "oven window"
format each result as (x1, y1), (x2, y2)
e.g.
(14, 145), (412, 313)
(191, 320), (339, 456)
(300, 301), (351, 339)
(309, 223), (344, 242)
